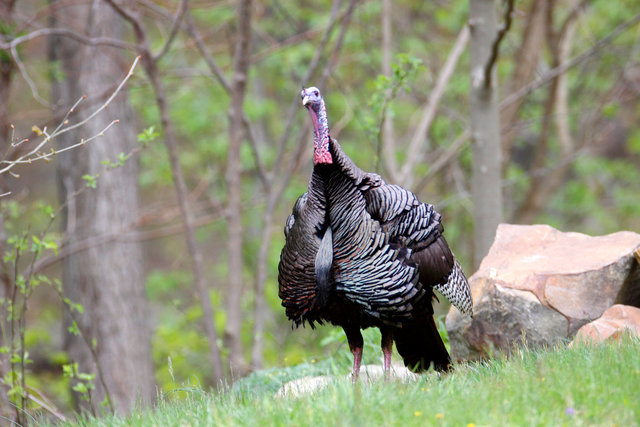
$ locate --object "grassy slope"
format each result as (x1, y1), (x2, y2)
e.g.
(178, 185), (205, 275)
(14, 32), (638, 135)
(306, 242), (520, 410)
(58, 337), (639, 426)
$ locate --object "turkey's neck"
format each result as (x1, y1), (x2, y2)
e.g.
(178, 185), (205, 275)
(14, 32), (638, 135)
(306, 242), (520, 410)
(308, 100), (332, 164)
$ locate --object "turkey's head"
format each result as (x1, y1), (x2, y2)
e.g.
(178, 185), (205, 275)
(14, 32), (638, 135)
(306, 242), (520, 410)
(301, 86), (332, 165)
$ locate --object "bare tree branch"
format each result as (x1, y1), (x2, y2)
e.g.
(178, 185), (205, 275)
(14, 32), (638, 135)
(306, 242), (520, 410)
(500, 0), (548, 164)
(415, 6), (639, 202)
(501, 12), (640, 108)
(514, 0), (583, 224)
(272, 0), (344, 176)
(10, 45), (50, 106)
(153, 0), (188, 62)
(250, 28), (318, 64)
(0, 27), (136, 51)
(398, 25), (469, 187)
(319, 0), (357, 86)
(183, 10), (231, 92)
(0, 56), (140, 176)
(32, 208), (224, 275)
(414, 128), (471, 194)
(184, 6), (269, 189)
(24, 386), (66, 422)
(483, 0), (515, 88)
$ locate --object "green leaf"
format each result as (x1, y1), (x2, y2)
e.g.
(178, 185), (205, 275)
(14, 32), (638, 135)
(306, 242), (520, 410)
(42, 239), (58, 255)
(41, 204), (55, 219)
(72, 382), (88, 394)
(78, 372), (95, 382)
(137, 126), (160, 144)
(82, 174), (98, 189)
(68, 321), (80, 336)
(62, 363), (77, 378)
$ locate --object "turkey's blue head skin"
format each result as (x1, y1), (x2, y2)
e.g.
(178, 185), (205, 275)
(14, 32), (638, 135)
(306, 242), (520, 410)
(301, 86), (332, 164)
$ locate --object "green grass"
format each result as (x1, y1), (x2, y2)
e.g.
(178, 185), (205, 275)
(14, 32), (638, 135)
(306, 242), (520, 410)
(50, 336), (640, 426)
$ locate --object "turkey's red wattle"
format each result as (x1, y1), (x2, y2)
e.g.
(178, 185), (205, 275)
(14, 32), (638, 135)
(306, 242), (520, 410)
(314, 148), (333, 164)
(307, 105), (332, 164)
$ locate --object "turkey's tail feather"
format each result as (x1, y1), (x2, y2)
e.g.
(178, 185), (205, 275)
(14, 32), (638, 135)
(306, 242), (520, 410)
(394, 317), (451, 372)
(434, 258), (473, 316)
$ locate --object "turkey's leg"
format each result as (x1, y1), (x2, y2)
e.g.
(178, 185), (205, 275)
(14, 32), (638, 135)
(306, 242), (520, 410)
(380, 327), (394, 379)
(343, 326), (364, 383)
(351, 347), (363, 383)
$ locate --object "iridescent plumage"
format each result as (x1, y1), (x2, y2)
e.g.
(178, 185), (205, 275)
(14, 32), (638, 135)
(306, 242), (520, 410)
(278, 87), (472, 378)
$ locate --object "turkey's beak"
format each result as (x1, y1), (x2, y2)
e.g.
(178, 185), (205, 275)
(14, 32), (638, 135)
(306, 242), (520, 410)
(302, 95), (311, 107)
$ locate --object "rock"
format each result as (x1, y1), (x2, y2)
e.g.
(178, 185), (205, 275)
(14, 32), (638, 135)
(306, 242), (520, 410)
(275, 375), (331, 398)
(447, 224), (640, 361)
(571, 304), (640, 344)
(275, 363), (419, 398)
(350, 363), (420, 384)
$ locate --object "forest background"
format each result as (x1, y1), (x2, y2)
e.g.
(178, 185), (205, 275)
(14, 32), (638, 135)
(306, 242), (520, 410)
(0, 0), (639, 420)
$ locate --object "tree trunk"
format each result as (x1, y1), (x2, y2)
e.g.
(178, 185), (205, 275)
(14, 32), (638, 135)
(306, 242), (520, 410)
(50, 0), (154, 414)
(380, 0), (398, 182)
(225, 0), (253, 377)
(469, 0), (503, 268)
(0, 1), (17, 420)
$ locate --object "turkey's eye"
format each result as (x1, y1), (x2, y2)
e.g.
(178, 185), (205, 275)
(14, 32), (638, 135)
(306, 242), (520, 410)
(314, 90), (319, 97)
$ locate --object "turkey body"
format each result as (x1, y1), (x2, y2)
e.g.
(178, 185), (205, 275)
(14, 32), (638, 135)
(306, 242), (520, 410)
(278, 87), (472, 376)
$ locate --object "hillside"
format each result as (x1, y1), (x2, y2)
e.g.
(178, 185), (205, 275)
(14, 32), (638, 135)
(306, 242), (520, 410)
(53, 336), (640, 426)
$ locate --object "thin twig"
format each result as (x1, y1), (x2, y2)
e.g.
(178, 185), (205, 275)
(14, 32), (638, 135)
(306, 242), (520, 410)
(501, 12), (640, 108)
(499, 0), (548, 163)
(25, 386), (66, 422)
(10, 45), (49, 106)
(32, 202), (225, 275)
(414, 129), (471, 193)
(184, 9), (231, 92)
(0, 27), (136, 51)
(184, 6), (269, 188)
(514, 0), (583, 224)
(319, 0), (357, 87)
(153, 0), (188, 62)
(415, 10), (634, 193)
(398, 25), (469, 187)
(272, 0), (344, 176)
(50, 95), (86, 136)
(0, 56), (140, 175)
(435, 147), (588, 210)
(54, 286), (114, 413)
(250, 28), (318, 64)
(3, 120), (118, 166)
(31, 162), (221, 277)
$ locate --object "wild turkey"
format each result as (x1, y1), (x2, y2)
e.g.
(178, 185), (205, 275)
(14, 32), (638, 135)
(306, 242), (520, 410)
(278, 86), (472, 379)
